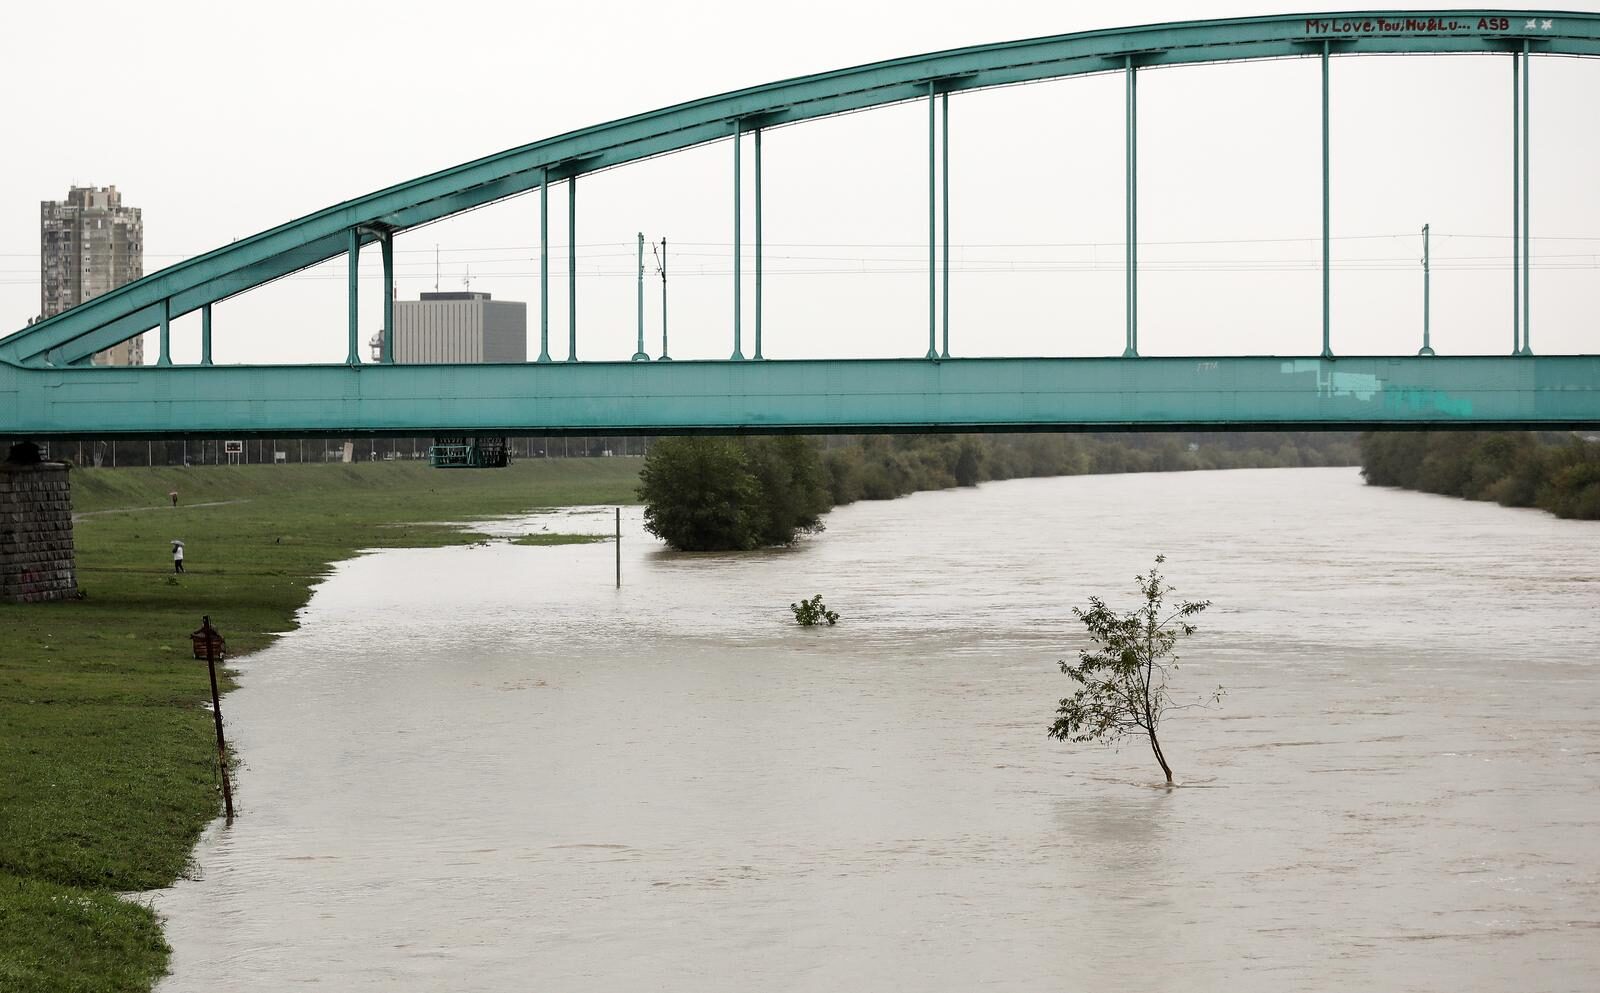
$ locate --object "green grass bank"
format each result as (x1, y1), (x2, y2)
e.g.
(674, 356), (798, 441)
(0, 458), (641, 992)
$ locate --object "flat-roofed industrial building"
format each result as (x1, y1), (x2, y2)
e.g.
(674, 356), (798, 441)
(384, 291), (527, 363)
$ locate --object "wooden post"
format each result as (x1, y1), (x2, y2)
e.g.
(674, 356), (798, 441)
(198, 615), (235, 823)
(615, 507), (621, 588)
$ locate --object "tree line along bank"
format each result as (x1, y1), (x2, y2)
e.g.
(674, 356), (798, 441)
(1359, 431), (1600, 520)
(639, 432), (1361, 551)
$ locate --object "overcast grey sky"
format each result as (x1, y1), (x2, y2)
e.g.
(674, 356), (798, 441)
(2, 0), (1596, 363)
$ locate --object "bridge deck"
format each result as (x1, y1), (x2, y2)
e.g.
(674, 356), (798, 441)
(3, 356), (1596, 438)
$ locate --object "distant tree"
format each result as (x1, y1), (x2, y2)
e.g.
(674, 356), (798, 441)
(822, 446), (868, 505)
(638, 437), (832, 551)
(1541, 441), (1600, 519)
(741, 437), (831, 546)
(1048, 555), (1218, 786)
(1361, 431), (1600, 520)
(638, 438), (762, 551)
(952, 438), (983, 487)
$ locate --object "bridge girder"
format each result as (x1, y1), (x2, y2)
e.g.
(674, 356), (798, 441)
(3, 356), (1597, 439)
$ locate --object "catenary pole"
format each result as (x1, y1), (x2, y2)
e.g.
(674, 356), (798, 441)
(634, 233), (648, 360)
(1419, 223), (1434, 355)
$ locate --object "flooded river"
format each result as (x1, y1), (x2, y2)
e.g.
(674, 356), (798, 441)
(150, 467), (1600, 992)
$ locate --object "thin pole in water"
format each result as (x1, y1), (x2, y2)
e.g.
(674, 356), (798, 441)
(199, 615), (235, 823)
(615, 507), (621, 589)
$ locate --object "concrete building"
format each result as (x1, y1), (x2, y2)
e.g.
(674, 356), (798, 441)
(381, 291), (527, 363)
(40, 185), (144, 366)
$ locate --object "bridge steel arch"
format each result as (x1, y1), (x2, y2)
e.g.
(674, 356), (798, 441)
(2, 10), (1600, 436)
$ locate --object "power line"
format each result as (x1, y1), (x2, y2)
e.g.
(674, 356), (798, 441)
(5, 232), (1599, 260)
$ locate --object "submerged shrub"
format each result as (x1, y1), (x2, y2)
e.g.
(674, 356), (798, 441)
(790, 594), (839, 627)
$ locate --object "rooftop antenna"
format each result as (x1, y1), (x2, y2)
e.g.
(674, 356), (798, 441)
(434, 244), (440, 292)
(463, 264), (472, 292)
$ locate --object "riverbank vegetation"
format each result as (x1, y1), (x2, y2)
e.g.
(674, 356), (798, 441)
(642, 432), (1358, 551)
(1360, 431), (1600, 519)
(822, 431), (1357, 506)
(0, 459), (640, 993)
(510, 532), (610, 546)
(790, 594), (840, 627)
(639, 437), (831, 550)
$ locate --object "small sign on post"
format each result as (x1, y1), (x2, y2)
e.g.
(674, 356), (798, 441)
(190, 615), (235, 823)
(223, 440), (243, 466)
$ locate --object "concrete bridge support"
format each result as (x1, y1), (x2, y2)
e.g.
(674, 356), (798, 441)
(1, 443), (76, 603)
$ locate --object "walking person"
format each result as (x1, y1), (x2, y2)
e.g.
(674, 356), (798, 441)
(171, 540), (185, 574)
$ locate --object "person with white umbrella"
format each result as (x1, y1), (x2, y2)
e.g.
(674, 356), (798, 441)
(171, 539), (185, 575)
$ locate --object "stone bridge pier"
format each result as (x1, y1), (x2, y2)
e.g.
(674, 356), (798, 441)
(1, 442), (76, 603)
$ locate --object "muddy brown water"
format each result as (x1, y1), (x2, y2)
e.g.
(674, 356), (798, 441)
(148, 467), (1600, 992)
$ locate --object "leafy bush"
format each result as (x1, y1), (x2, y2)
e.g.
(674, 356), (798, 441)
(638, 438), (762, 551)
(638, 437), (830, 551)
(790, 594), (839, 626)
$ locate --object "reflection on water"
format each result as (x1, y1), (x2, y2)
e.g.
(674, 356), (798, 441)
(150, 468), (1600, 992)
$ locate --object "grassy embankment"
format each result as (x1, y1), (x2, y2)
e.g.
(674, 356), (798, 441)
(0, 459), (640, 993)
(509, 533), (609, 546)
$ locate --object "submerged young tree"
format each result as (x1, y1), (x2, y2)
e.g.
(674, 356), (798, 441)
(1048, 555), (1218, 785)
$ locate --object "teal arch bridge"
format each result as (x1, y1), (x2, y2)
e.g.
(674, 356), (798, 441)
(3, 10), (1599, 439)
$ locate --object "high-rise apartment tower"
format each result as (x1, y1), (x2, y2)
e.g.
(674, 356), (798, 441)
(40, 185), (144, 365)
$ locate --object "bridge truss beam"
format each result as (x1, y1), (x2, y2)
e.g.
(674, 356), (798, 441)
(3, 356), (1596, 439)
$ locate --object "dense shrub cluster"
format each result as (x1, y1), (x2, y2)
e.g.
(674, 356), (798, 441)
(639, 436), (831, 551)
(1359, 431), (1600, 519)
(642, 432), (1359, 551)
